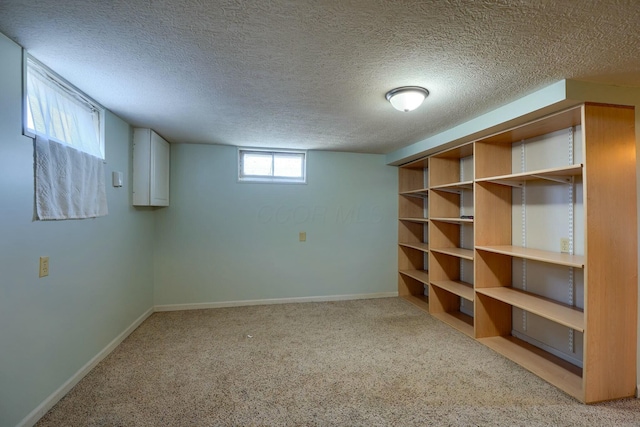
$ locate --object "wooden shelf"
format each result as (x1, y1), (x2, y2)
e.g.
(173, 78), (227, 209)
(431, 311), (474, 337)
(399, 269), (430, 284)
(398, 161), (430, 318)
(475, 245), (584, 268)
(401, 157), (429, 169)
(399, 242), (429, 253)
(401, 294), (429, 313)
(430, 247), (474, 260)
(431, 280), (474, 301)
(399, 188), (429, 198)
(478, 335), (583, 401)
(430, 217), (473, 224)
(399, 217), (429, 224)
(476, 287), (584, 332)
(476, 164), (583, 186)
(430, 180), (473, 193)
(432, 142), (474, 159)
(476, 106), (582, 146)
(397, 103), (638, 403)
(429, 143), (473, 188)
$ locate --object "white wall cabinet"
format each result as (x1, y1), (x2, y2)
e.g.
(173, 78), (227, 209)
(133, 128), (170, 206)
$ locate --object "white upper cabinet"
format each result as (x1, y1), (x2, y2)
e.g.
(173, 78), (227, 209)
(133, 128), (170, 206)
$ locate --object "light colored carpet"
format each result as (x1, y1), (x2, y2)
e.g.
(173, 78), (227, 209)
(37, 298), (640, 426)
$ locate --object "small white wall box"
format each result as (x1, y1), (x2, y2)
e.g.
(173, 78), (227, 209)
(112, 171), (123, 187)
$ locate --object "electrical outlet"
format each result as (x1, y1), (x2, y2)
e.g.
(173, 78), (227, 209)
(39, 256), (49, 278)
(560, 238), (570, 254)
(299, 232), (306, 242)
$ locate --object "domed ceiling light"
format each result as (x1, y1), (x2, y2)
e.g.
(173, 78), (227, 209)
(385, 86), (429, 112)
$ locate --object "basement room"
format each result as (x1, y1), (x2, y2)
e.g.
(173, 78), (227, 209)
(1, 1), (640, 426)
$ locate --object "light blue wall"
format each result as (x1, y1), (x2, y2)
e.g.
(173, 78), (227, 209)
(0, 34), (155, 427)
(153, 144), (398, 305)
(0, 31), (398, 424)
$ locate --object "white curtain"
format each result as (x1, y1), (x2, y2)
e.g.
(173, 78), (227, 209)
(27, 58), (104, 158)
(35, 135), (108, 220)
(27, 57), (108, 219)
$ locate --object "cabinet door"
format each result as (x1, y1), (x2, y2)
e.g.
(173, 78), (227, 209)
(150, 131), (170, 206)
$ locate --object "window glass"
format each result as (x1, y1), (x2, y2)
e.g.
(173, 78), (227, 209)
(239, 149), (306, 183)
(243, 152), (273, 176)
(273, 154), (303, 178)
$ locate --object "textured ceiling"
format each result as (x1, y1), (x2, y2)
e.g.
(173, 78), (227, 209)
(1, 0), (639, 154)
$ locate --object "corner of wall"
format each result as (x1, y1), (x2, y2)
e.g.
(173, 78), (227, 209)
(16, 308), (154, 427)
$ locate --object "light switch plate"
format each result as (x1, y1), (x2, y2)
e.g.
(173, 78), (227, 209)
(112, 171), (123, 187)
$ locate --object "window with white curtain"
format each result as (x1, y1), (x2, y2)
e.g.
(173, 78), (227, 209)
(238, 149), (306, 183)
(24, 53), (108, 220)
(24, 55), (104, 159)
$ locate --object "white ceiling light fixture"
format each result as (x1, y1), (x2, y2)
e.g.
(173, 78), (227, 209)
(385, 86), (429, 112)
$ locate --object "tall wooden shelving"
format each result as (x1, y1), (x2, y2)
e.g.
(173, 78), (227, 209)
(428, 143), (475, 337)
(396, 103), (637, 403)
(398, 158), (429, 312)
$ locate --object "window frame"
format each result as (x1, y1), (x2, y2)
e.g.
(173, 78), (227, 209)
(238, 148), (307, 184)
(22, 51), (106, 159)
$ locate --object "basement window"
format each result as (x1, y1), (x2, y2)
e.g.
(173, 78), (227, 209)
(24, 54), (105, 159)
(24, 53), (108, 220)
(238, 149), (307, 183)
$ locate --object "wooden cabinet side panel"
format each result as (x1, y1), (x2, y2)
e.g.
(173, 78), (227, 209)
(474, 182), (511, 246)
(430, 284), (460, 314)
(429, 251), (460, 282)
(475, 293), (512, 338)
(398, 245), (424, 271)
(399, 272), (424, 297)
(132, 128), (151, 206)
(583, 104), (637, 402)
(474, 142), (512, 179)
(430, 157), (460, 187)
(398, 220), (423, 244)
(399, 195), (424, 219)
(429, 190), (460, 218)
(474, 250), (512, 289)
(430, 221), (460, 249)
(399, 167), (425, 192)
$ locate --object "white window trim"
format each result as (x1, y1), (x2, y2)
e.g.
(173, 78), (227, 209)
(22, 51), (106, 159)
(238, 148), (307, 184)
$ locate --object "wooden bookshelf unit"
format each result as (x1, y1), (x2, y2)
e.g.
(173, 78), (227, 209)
(427, 143), (476, 337)
(397, 103), (637, 403)
(398, 158), (430, 311)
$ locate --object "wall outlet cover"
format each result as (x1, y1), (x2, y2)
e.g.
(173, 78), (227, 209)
(39, 256), (49, 278)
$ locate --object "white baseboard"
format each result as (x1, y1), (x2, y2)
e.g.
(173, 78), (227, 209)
(17, 307), (154, 427)
(154, 291), (399, 312)
(18, 293), (398, 426)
